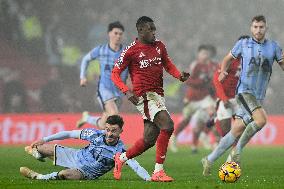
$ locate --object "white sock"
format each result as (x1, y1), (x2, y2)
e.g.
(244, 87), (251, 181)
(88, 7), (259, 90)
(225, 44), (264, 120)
(154, 163), (163, 173)
(126, 159), (151, 181)
(32, 148), (44, 159)
(207, 131), (236, 163)
(37, 172), (59, 180)
(235, 121), (261, 154)
(119, 152), (128, 162)
(87, 116), (100, 126)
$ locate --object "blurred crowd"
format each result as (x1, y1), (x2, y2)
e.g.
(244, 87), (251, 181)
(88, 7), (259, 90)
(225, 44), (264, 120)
(0, 0), (283, 114)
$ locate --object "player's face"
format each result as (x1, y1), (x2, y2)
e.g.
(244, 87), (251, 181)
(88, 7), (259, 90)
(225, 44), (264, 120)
(197, 49), (210, 64)
(104, 123), (122, 145)
(109, 28), (124, 45)
(250, 21), (267, 42)
(141, 22), (156, 44)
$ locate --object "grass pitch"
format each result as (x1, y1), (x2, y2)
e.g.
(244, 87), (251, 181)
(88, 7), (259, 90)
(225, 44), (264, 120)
(0, 146), (283, 189)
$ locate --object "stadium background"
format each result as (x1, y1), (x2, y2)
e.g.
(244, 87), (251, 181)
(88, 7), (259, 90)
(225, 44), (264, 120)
(0, 0), (283, 146)
(0, 1), (284, 189)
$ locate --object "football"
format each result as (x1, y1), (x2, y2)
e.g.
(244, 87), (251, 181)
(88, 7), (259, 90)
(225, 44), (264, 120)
(218, 162), (241, 183)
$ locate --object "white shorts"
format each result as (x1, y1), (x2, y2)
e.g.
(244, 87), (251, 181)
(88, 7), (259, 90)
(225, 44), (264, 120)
(190, 109), (211, 129)
(216, 98), (237, 120)
(136, 92), (167, 121)
(183, 95), (215, 117)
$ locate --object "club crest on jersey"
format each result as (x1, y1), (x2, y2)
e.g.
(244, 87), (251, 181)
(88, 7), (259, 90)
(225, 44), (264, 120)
(139, 52), (145, 58)
(156, 47), (161, 54)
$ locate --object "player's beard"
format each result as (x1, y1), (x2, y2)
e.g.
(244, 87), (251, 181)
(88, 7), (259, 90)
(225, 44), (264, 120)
(106, 135), (117, 145)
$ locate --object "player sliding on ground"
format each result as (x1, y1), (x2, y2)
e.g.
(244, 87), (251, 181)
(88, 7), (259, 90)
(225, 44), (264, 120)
(20, 115), (150, 181)
(111, 16), (190, 182)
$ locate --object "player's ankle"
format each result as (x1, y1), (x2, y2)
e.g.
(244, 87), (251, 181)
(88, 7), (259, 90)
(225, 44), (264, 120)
(154, 163), (163, 173)
(119, 152), (128, 162)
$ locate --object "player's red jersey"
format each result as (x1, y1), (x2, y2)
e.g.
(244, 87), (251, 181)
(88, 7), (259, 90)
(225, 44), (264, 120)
(213, 58), (241, 101)
(185, 61), (217, 101)
(111, 39), (181, 97)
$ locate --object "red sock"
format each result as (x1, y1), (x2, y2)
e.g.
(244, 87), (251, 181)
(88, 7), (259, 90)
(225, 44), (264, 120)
(126, 138), (149, 159)
(156, 129), (173, 164)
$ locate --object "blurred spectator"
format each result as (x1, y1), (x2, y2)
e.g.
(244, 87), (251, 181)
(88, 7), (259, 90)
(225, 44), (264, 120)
(3, 71), (28, 113)
(40, 66), (66, 112)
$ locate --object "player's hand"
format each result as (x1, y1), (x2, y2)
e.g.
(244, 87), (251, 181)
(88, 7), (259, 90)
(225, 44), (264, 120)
(126, 91), (139, 105)
(31, 139), (45, 148)
(80, 78), (88, 87)
(180, 72), (190, 82)
(218, 71), (228, 82)
(183, 97), (189, 105)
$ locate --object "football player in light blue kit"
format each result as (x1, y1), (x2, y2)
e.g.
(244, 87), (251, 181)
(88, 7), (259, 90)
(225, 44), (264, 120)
(20, 115), (150, 181)
(202, 15), (284, 176)
(77, 21), (128, 129)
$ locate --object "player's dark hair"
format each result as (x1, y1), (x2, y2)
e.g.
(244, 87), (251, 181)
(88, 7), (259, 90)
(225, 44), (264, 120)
(197, 44), (208, 52)
(238, 35), (250, 40)
(136, 16), (154, 29)
(108, 21), (124, 32)
(251, 15), (266, 23)
(106, 115), (124, 129)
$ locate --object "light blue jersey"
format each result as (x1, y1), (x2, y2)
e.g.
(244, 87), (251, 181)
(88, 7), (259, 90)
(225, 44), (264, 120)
(231, 37), (282, 100)
(76, 128), (125, 179)
(80, 44), (128, 102)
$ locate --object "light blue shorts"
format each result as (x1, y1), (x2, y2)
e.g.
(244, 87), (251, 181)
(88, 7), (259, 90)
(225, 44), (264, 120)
(235, 93), (262, 125)
(54, 145), (96, 179)
(97, 84), (123, 110)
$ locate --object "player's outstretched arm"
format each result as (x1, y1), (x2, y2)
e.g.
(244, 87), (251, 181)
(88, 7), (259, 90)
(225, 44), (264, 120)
(125, 159), (151, 181)
(31, 130), (81, 148)
(80, 53), (92, 86)
(80, 47), (100, 87)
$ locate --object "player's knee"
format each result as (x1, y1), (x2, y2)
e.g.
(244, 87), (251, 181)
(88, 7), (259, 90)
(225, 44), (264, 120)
(58, 171), (67, 180)
(105, 109), (119, 116)
(144, 136), (158, 147)
(58, 170), (78, 180)
(254, 116), (267, 127)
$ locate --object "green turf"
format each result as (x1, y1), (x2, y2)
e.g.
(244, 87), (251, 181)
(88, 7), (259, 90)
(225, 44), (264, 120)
(0, 146), (284, 189)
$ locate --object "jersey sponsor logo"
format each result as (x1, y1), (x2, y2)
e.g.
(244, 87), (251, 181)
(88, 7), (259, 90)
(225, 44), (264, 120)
(139, 57), (162, 68)
(139, 52), (145, 58)
(247, 56), (271, 76)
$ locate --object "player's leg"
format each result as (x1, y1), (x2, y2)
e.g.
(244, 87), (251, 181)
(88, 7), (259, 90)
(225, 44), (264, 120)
(232, 93), (266, 163)
(20, 167), (83, 180)
(96, 98), (120, 129)
(191, 108), (212, 153)
(25, 144), (54, 161)
(57, 169), (84, 180)
(169, 103), (194, 152)
(114, 120), (160, 180)
(201, 118), (245, 176)
(77, 86), (120, 128)
(151, 110), (174, 181)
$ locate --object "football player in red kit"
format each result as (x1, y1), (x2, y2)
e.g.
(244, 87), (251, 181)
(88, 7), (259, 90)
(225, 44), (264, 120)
(111, 16), (190, 182)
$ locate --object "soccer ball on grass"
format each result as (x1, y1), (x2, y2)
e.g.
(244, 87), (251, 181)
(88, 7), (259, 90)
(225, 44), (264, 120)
(218, 161), (241, 183)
